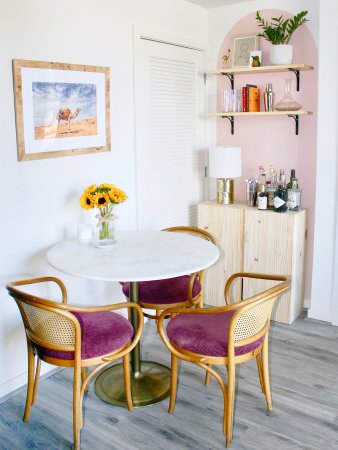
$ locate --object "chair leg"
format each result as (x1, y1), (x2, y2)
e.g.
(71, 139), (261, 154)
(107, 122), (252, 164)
(262, 337), (272, 410)
(169, 354), (178, 413)
(23, 340), (35, 421)
(73, 364), (82, 450)
(256, 353), (265, 394)
(81, 368), (88, 392)
(155, 309), (161, 334)
(225, 364), (236, 448)
(123, 354), (133, 411)
(31, 357), (41, 406)
(205, 365), (212, 386)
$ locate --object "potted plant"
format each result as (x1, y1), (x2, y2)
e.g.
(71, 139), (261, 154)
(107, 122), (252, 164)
(255, 10), (308, 65)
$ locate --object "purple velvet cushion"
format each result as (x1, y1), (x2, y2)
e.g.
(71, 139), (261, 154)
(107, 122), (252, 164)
(122, 276), (202, 305)
(36, 311), (133, 361)
(166, 311), (264, 357)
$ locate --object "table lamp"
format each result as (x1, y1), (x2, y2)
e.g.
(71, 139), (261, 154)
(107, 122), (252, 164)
(209, 146), (242, 205)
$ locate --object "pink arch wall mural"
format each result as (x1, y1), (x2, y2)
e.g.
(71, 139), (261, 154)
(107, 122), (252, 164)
(216, 9), (318, 301)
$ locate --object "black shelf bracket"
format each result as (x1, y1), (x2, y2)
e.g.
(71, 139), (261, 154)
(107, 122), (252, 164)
(288, 69), (300, 91)
(288, 114), (299, 135)
(222, 73), (234, 90)
(222, 115), (234, 134)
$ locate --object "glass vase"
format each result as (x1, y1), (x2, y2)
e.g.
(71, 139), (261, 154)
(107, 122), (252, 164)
(94, 220), (115, 247)
(274, 78), (302, 111)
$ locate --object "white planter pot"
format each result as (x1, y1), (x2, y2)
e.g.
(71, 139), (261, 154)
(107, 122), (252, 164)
(269, 44), (293, 65)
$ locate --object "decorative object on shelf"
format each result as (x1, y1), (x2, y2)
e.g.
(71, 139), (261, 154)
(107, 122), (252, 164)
(274, 78), (301, 111)
(231, 33), (259, 68)
(223, 89), (241, 112)
(264, 83), (275, 111)
(249, 51), (262, 67)
(222, 49), (231, 67)
(80, 183), (127, 247)
(245, 178), (258, 207)
(255, 10), (308, 65)
(12, 59), (111, 162)
(209, 146), (242, 205)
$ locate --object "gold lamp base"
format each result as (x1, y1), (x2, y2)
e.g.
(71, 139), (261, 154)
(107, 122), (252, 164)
(217, 178), (234, 205)
(95, 361), (171, 407)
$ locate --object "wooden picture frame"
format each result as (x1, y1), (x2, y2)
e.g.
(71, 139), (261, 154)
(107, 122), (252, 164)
(231, 33), (260, 68)
(12, 59), (111, 161)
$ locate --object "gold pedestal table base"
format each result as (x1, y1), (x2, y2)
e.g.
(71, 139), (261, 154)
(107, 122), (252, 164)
(95, 361), (171, 407)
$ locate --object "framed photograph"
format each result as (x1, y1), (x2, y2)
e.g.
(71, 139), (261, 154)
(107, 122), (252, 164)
(231, 33), (260, 68)
(249, 51), (262, 68)
(13, 59), (111, 161)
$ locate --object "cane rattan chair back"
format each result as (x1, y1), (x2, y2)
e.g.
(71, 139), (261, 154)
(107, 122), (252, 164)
(122, 226), (216, 323)
(158, 272), (290, 448)
(7, 277), (143, 450)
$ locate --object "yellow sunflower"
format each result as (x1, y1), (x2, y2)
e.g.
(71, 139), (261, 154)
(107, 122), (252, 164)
(99, 183), (115, 191)
(80, 193), (95, 210)
(109, 187), (128, 203)
(94, 192), (110, 208)
(84, 184), (97, 195)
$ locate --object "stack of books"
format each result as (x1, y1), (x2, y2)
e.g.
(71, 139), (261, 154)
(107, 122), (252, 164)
(242, 84), (260, 112)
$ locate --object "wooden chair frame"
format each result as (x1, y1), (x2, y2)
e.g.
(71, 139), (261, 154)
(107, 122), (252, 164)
(6, 276), (144, 450)
(158, 272), (290, 447)
(136, 226), (216, 321)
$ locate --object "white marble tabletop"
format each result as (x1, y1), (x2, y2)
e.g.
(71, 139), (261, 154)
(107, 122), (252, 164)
(47, 230), (219, 282)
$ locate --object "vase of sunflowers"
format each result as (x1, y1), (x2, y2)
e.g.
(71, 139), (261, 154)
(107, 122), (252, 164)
(80, 183), (127, 247)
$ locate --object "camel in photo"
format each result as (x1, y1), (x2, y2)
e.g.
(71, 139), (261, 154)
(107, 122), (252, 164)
(56, 107), (81, 134)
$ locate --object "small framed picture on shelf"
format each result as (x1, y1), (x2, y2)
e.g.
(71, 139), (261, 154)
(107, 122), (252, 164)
(231, 33), (260, 68)
(249, 51), (262, 68)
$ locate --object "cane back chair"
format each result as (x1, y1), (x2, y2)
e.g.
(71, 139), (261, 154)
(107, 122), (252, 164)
(122, 226), (216, 323)
(6, 277), (144, 450)
(158, 272), (290, 447)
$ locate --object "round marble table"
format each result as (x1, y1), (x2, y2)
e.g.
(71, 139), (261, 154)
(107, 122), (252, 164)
(47, 230), (219, 407)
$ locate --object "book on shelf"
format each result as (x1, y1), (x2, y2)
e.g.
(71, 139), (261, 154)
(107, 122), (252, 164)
(242, 87), (247, 112)
(248, 86), (260, 112)
(242, 84), (257, 112)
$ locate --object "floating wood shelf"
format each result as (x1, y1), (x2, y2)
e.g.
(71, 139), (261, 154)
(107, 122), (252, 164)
(207, 64), (314, 91)
(208, 111), (313, 135)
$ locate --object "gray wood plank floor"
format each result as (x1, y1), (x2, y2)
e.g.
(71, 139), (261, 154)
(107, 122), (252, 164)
(1, 314), (337, 450)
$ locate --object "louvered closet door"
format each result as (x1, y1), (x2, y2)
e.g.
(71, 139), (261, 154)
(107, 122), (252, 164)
(134, 36), (206, 230)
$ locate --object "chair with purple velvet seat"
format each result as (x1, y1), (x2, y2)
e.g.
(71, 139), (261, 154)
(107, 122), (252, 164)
(6, 276), (144, 450)
(122, 226), (216, 326)
(158, 272), (290, 448)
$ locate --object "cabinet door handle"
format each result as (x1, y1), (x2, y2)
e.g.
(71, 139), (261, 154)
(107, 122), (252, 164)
(254, 257), (259, 262)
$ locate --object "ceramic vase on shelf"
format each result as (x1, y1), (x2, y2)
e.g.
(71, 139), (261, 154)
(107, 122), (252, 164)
(269, 44), (293, 65)
(274, 78), (302, 111)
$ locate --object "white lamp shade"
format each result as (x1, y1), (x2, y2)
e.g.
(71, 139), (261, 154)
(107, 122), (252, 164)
(209, 146), (242, 179)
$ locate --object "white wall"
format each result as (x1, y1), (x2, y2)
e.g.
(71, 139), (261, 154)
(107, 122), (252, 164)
(0, 0), (207, 398)
(308, 1), (338, 324)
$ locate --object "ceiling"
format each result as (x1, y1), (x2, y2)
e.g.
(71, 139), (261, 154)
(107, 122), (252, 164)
(184, 0), (256, 8)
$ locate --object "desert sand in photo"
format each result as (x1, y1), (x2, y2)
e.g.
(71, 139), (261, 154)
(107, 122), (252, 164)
(34, 117), (97, 140)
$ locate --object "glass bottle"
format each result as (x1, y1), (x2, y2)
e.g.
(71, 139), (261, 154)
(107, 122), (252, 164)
(258, 184), (268, 210)
(274, 169), (288, 213)
(257, 165), (266, 195)
(274, 78), (302, 112)
(266, 165), (276, 210)
(288, 178), (301, 211)
(287, 169), (296, 190)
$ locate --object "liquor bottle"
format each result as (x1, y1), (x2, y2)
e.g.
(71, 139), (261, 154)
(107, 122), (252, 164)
(274, 169), (288, 213)
(288, 178), (301, 211)
(257, 165), (266, 195)
(258, 183), (268, 210)
(266, 165), (277, 210)
(287, 169), (296, 189)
